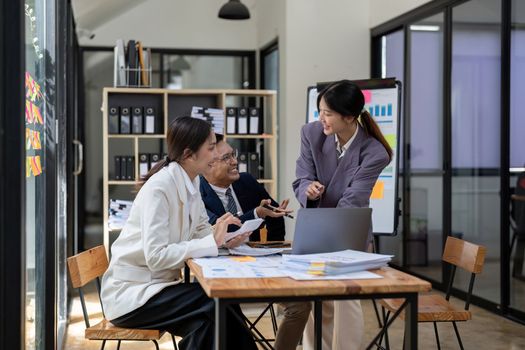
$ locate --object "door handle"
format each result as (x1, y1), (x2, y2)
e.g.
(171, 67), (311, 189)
(73, 139), (83, 176)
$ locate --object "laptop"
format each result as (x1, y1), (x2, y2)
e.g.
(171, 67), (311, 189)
(291, 207), (372, 255)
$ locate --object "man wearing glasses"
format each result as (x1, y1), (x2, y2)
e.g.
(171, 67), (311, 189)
(200, 133), (288, 241)
(199, 134), (310, 350)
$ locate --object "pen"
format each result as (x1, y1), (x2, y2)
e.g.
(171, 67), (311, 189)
(262, 204), (294, 219)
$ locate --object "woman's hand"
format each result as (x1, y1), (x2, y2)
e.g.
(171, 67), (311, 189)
(213, 212), (241, 247)
(223, 232), (251, 249)
(306, 181), (325, 200)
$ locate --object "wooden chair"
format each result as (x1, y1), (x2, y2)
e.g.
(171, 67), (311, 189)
(67, 245), (178, 350)
(378, 236), (486, 350)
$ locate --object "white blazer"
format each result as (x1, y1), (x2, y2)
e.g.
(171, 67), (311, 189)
(101, 162), (218, 320)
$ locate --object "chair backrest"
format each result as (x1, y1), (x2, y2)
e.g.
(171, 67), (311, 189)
(442, 236), (486, 310)
(442, 236), (486, 274)
(67, 246), (109, 328)
(67, 245), (109, 288)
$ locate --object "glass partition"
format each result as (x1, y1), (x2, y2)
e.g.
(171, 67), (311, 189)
(510, 0), (525, 314)
(24, 0), (56, 348)
(406, 13), (444, 283)
(451, 0), (501, 304)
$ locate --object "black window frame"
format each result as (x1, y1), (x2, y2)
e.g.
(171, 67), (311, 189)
(0, 1), (25, 349)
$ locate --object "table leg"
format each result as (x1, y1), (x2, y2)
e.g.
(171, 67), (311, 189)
(314, 300), (323, 350)
(403, 293), (418, 350)
(215, 298), (227, 350)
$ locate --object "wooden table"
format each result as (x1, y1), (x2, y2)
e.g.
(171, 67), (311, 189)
(186, 261), (431, 350)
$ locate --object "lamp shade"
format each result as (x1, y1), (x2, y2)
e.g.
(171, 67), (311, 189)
(218, 0), (250, 20)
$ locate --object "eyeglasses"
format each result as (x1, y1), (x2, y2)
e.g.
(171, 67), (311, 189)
(217, 149), (238, 163)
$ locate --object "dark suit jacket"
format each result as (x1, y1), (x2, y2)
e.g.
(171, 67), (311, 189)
(199, 173), (286, 241)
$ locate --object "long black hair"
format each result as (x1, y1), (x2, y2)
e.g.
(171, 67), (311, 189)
(140, 116), (212, 186)
(317, 80), (393, 160)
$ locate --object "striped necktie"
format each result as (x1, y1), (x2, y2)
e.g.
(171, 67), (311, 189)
(225, 188), (239, 215)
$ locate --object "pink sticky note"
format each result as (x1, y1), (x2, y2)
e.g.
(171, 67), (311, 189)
(363, 90), (372, 104)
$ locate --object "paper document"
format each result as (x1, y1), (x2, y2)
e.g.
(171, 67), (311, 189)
(282, 249), (393, 276)
(229, 244), (284, 256)
(282, 269), (383, 281)
(193, 256), (286, 278)
(224, 218), (264, 242)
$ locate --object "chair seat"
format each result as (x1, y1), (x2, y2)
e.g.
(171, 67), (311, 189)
(380, 294), (471, 322)
(85, 319), (165, 340)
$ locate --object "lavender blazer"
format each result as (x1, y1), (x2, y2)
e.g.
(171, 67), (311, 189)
(293, 121), (390, 212)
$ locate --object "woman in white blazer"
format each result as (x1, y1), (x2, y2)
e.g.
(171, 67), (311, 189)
(101, 117), (256, 350)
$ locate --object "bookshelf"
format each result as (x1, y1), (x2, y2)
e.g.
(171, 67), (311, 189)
(102, 87), (278, 253)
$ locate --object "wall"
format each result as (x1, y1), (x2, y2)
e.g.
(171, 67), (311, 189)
(74, 0), (257, 50)
(278, 0), (371, 237)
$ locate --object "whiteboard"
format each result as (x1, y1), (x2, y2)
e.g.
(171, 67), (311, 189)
(305, 79), (401, 235)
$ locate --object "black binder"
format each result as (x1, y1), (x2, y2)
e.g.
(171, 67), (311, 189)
(132, 107), (143, 134)
(120, 156), (127, 181)
(150, 153), (161, 168)
(226, 107), (237, 134)
(120, 107), (131, 134)
(139, 153), (149, 178)
(249, 107), (261, 134)
(237, 107), (248, 134)
(144, 106), (156, 134)
(109, 106), (120, 134)
(114, 156), (122, 180)
(238, 152), (248, 173)
(126, 156), (134, 180)
(248, 152), (260, 179)
(127, 40), (138, 86)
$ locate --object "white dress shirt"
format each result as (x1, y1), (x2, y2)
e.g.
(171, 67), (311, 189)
(335, 126), (359, 159)
(209, 183), (259, 218)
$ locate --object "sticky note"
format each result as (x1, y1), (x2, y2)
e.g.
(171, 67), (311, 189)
(310, 262), (325, 268)
(363, 90), (372, 104)
(230, 256), (256, 262)
(307, 270), (324, 275)
(370, 180), (385, 200)
(385, 134), (396, 149)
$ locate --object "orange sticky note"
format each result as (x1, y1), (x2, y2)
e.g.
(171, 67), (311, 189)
(230, 256), (256, 262)
(370, 180), (384, 199)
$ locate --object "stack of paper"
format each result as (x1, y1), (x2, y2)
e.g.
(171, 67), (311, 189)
(282, 249), (393, 276)
(228, 244), (285, 256)
(108, 199), (133, 230)
(191, 106), (225, 134)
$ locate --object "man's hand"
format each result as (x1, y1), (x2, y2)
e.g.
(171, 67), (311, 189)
(255, 199), (293, 218)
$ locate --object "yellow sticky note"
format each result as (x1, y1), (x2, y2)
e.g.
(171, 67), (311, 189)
(385, 134), (396, 149)
(307, 270), (325, 276)
(310, 262), (325, 268)
(230, 256), (256, 262)
(370, 180), (385, 199)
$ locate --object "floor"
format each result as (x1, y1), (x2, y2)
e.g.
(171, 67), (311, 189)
(64, 286), (525, 350)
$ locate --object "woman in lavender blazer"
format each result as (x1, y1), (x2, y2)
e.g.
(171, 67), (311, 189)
(293, 80), (392, 350)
